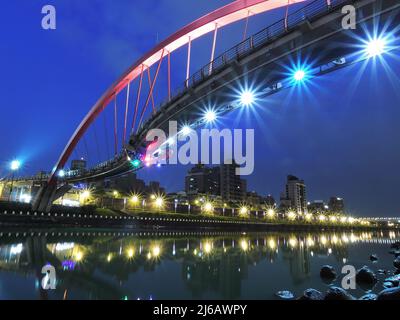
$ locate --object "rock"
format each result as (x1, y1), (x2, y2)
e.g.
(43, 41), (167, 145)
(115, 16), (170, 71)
(275, 290), (294, 300)
(320, 265), (336, 280)
(324, 286), (355, 300)
(370, 254), (378, 262)
(394, 257), (400, 270)
(377, 287), (400, 300)
(359, 293), (377, 300)
(391, 241), (400, 250)
(377, 269), (387, 275)
(356, 266), (377, 285)
(298, 288), (324, 301)
(383, 282), (395, 288)
(384, 274), (400, 287)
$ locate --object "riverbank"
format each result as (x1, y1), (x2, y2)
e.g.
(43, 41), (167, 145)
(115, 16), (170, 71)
(0, 208), (397, 232)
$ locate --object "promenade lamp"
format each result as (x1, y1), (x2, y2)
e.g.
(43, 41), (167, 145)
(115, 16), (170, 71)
(305, 213), (313, 222)
(8, 160), (21, 202)
(267, 209), (275, 219)
(151, 245), (161, 258)
(239, 206), (248, 216)
(80, 189), (91, 205)
(131, 194), (140, 204)
(154, 196), (164, 211)
(287, 211), (296, 221)
(329, 216), (338, 223)
(203, 202), (213, 215)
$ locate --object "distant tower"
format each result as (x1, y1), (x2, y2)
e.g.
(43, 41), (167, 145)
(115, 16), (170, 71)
(284, 175), (307, 214)
(329, 197), (345, 213)
(220, 162), (247, 203)
(71, 158), (87, 171)
(185, 164), (220, 196)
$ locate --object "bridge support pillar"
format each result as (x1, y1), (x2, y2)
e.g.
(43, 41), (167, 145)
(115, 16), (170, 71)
(32, 183), (72, 212)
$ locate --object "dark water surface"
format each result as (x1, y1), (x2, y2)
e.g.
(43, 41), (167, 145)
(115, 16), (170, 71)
(0, 228), (398, 300)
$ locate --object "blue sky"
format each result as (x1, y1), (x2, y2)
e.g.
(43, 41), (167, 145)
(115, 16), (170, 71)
(1, 0), (400, 217)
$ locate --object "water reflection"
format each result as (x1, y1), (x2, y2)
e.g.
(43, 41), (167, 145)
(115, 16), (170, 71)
(0, 230), (399, 300)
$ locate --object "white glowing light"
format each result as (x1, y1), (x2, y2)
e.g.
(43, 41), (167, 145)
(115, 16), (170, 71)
(204, 110), (217, 123)
(180, 126), (192, 136)
(240, 91), (254, 106)
(366, 38), (386, 57)
(294, 70), (306, 82)
(10, 243), (23, 255)
(20, 194), (32, 203)
(10, 160), (21, 171)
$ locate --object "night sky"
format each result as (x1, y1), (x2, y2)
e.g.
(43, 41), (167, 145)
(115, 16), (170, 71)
(1, 1), (400, 217)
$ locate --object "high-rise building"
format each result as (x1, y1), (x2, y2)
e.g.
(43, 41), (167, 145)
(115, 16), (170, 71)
(71, 159), (87, 171)
(282, 175), (307, 214)
(329, 197), (345, 213)
(185, 164), (220, 196)
(105, 172), (146, 193)
(185, 163), (247, 203)
(246, 191), (263, 208)
(264, 194), (276, 207)
(220, 163), (246, 203)
(147, 181), (166, 195)
(307, 200), (327, 213)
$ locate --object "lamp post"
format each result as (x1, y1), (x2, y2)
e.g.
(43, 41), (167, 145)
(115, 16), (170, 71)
(9, 160), (21, 202)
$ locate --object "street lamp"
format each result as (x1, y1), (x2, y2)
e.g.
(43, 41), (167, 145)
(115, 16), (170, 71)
(8, 160), (21, 202)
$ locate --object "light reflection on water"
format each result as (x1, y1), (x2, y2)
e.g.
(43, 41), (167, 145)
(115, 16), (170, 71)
(0, 229), (399, 300)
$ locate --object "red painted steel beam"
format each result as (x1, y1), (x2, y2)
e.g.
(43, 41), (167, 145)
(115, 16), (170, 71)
(49, 0), (305, 184)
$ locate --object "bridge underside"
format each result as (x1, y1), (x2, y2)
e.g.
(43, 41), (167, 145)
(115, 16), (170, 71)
(130, 0), (400, 150)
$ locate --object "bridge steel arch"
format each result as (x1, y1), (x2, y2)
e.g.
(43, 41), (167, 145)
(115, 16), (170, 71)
(32, 0), (400, 212)
(50, 0), (306, 185)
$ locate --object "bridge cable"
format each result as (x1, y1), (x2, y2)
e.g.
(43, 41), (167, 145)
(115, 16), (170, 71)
(137, 49), (165, 132)
(209, 23), (219, 75)
(123, 81), (131, 146)
(114, 94), (118, 156)
(146, 68), (156, 113)
(243, 11), (252, 41)
(186, 36), (192, 88)
(93, 123), (102, 164)
(83, 136), (90, 166)
(131, 64), (144, 135)
(167, 51), (171, 102)
(102, 110), (111, 159)
(284, 0), (290, 31)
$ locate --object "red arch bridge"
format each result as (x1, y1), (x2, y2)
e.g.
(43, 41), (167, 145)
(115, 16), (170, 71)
(5, 0), (400, 212)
